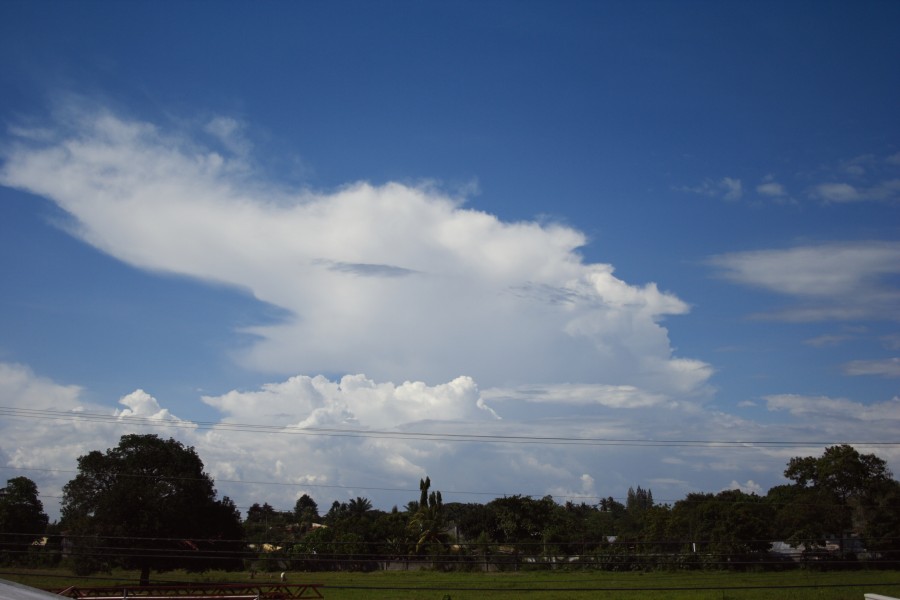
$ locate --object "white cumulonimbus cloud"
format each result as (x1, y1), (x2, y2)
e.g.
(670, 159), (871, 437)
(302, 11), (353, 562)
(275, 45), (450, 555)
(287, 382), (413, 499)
(3, 106), (900, 518)
(0, 106), (709, 397)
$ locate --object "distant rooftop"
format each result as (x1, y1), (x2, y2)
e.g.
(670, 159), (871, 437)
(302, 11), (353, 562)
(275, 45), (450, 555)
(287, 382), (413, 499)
(0, 578), (65, 600)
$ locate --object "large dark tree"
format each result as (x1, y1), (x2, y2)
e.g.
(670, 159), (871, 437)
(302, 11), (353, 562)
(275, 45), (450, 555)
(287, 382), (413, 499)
(61, 434), (243, 584)
(785, 444), (892, 506)
(775, 444), (900, 564)
(0, 476), (49, 563)
(784, 445), (893, 538)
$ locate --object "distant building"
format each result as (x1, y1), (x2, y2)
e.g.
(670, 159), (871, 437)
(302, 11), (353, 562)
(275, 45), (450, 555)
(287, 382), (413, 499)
(769, 534), (866, 561)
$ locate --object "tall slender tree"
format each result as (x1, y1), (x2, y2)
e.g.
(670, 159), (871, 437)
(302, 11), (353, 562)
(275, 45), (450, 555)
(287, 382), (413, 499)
(409, 477), (448, 555)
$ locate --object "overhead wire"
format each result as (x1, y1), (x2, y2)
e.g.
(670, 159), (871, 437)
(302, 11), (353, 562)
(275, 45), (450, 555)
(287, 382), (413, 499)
(3, 405), (898, 447)
(7, 464), (890, 511)
(2, 528), (898, 563)
(3, 404), (898, 518)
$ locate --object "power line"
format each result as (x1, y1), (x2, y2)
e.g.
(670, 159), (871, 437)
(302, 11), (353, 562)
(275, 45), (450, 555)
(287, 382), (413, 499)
(2, 465), (586, 503)
(3, 405), (898, 448)
(4, 405), (898, 513)
(5, 468), (894, 510)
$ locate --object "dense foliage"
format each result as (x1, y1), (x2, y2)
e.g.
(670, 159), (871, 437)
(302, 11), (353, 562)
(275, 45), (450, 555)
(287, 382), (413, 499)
(59, 434), (244, 584)
(0, 476), (49, 564)
(3, 442), (898, 578)
(237, 445), (900, 573)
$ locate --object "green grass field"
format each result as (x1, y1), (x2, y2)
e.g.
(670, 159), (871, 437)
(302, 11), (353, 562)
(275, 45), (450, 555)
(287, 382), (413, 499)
(3, 568), (900, 600)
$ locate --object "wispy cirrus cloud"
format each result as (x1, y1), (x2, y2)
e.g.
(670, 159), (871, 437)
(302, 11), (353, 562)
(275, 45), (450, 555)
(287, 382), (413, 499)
(755, 177), (796, 204)
(882, 334), (900, 350)
(803, 334), (852, 348)
(842, 358), (900, 378)
(756, 181), (787, 198)
(766, 392), (900, 422)
(677, 177), (742, 201)
(481, 382), (674, 409)
(806, 153), (900, 204)
(682, 154), (900, 207)
(708, 241), (900, 321)
(809, 180), (900, 203)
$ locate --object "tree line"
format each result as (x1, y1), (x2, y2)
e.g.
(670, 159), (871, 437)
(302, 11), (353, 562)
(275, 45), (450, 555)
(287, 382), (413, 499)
(1, 435), (899, 583)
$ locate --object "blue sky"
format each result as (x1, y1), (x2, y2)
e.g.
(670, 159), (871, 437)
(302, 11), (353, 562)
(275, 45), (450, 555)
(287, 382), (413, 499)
(1, 0), (899, 517)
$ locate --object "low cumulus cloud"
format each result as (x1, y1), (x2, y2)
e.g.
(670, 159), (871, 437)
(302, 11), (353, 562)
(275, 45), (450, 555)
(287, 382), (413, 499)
(0, 105), (704, 397)
(0, 362), (83, 411)
(0, 364), (192, 512)
(115, 389), (197, 423)
(4, 362), (900, 517)
(202, 374), (498, 428)
(725, 479), (763, 495)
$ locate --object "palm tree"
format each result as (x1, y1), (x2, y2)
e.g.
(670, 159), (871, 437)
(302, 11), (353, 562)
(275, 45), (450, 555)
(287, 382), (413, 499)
(409, 478), (448, 554)
(348, 496), (373, 517)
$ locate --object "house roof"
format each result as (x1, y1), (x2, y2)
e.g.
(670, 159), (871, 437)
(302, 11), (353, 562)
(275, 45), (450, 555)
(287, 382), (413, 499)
(0, 578), (64, 599)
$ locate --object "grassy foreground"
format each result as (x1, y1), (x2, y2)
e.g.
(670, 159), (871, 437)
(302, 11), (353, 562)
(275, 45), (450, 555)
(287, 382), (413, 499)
(3, 568), (900, 600)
